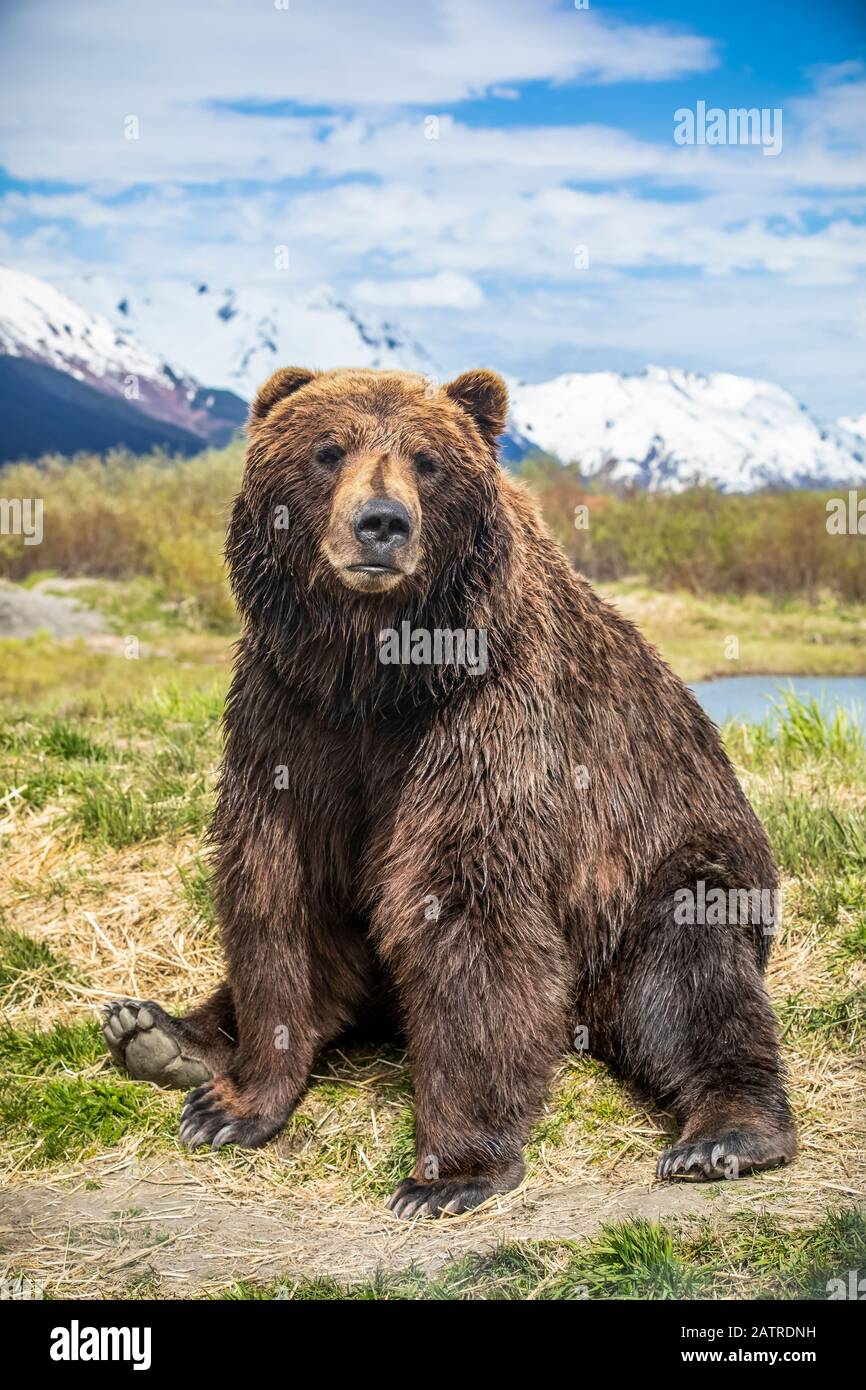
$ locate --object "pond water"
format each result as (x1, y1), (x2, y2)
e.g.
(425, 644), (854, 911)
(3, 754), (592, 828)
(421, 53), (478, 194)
(689, 675), (866, 729)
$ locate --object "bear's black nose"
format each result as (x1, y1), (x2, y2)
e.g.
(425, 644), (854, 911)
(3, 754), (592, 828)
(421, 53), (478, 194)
(352, 497), (412, 551)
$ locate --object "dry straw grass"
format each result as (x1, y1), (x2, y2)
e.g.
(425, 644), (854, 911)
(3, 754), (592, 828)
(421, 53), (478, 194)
(1, 789), (862, 1212)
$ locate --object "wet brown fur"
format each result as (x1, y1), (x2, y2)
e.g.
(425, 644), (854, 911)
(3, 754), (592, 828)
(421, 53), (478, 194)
(149, 367), (797, 1210)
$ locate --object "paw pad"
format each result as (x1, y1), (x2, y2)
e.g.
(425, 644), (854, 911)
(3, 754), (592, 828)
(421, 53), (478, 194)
(102, 999), (212, 1089)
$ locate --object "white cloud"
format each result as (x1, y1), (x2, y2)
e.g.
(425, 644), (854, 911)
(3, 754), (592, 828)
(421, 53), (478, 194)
(0, 3), (864, 415)
(353, 271), (483, 309)
(0, 0), (716, 184)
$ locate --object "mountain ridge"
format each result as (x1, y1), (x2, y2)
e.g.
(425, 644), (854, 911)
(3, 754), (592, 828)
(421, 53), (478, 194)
(1, 264), (863, 489)
(508, 365), (866, 492)
(0, 265), (247, 460)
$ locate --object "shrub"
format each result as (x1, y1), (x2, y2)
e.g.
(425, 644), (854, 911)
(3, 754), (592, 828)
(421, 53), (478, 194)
(519, 454), (866, 601)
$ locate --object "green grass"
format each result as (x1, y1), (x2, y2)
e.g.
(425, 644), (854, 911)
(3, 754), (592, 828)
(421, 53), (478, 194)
(0, 762), (107, 811)
(757, 798), (866, 877)
(67, 577), (220, 635)
(791, 874), (866, 969)
(0, 1020), (174, 1165)
(726, 692), (865, 772)
(0, 600), (862, 1295)
(798, 873), (866, 931)
(41, 720), (109, 762)
(723, 700), (866, 880)
(177, 857), (217, 927)
(529, 1057), (640, 1159)
(777, 987), (866, 1049)
(839, 919), (866, 961)
(0, 634), (228, 712)
(72, 777), (211, 848)
(354, 1104), (416, 1198)
(0, 927), (76, 1003)
(769, 693), (865, 762)
(0, 690), (222, 846)
(216, 1206), (866, 1301)
(0, 1019), (105, 1074)
(724, 697), (866, 1047)
(0, 1076), (173, 1165)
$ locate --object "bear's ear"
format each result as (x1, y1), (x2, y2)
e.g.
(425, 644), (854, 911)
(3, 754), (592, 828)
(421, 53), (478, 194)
(444, 369), (508, 441)
(250, 367), (316, 424)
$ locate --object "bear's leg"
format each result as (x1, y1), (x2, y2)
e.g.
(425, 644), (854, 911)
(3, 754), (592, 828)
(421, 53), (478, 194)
(178, 895), (376, 1151)
(102, 982), (235, 1089)
(381, 909), (570, 1218)
(599, 868), (796, 1181)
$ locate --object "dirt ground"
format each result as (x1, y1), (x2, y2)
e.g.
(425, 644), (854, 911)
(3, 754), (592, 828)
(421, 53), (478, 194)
(0, 579), (106, 640)
(2, 1153), (856, 1298)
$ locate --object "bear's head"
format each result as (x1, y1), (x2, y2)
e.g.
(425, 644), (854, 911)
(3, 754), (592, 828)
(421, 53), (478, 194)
(233, 367), (509, 612)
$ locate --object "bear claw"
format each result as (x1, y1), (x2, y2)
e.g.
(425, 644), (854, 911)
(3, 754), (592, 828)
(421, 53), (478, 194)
(102, 998), (212, 1090)
(178, 1081), (283, 1151)
(386, 1176), (497, 1219)
(656, 1127), (795, 1182)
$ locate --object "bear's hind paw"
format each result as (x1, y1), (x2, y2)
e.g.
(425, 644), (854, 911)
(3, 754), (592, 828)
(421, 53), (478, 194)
(656, 1125), (796, 1182)
(102, 999), (212, 1090)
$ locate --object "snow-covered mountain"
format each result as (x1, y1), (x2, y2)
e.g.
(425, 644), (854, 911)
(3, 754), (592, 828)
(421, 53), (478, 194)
(839, 412), (866, 444)
(0, 264), (246, 461)
(67, 274), (435, 402)
(3, 265), (864, 489)
(7, 268), (538, 462)
(1, 265), (181, 392)
(509, 367), (866, 492)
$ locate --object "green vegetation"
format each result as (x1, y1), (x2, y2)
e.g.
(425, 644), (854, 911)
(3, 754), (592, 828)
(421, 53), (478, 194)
(729, 697), (866, 879)
(42, 720), (109, 762)
(522, 454), (866, 601)
(1, 450), (864, 635)
(0, 446), (244, 626)
(759, 798), (866, 877)
(0, 1018), (105, 1074)
(0, 679), (862, 1193)
(177, 856), (218, 928)
(0, 927), (75, 1002)
(726, 692), (865, 770)
(0, 631), (228, 709)
(217, 1206), (866, 1301)
(0, 1075), (173, 1165)
(0, 1020), (174, 1165)
(72, 776), (212, 848)
(0, 683), (223, 848)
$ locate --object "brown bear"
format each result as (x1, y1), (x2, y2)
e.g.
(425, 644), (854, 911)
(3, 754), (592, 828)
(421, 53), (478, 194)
(103, 365), (797, 1217)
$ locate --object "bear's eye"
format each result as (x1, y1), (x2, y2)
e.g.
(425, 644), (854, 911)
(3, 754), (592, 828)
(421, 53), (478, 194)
(414, 451), (440, 477)
(315, 443), (345, 469)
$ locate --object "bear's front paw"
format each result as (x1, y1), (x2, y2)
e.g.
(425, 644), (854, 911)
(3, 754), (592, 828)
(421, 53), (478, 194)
(386, 1176), (498, 1219)
(656, 1124), (796, 1181)
(178, 1079), (284, 1152)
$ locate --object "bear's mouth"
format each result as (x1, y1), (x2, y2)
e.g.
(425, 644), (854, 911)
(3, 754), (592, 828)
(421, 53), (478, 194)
(347, 563), (401, 575)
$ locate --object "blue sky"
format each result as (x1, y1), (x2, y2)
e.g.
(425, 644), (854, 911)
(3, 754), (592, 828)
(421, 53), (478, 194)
(0, 0), (864, 414)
